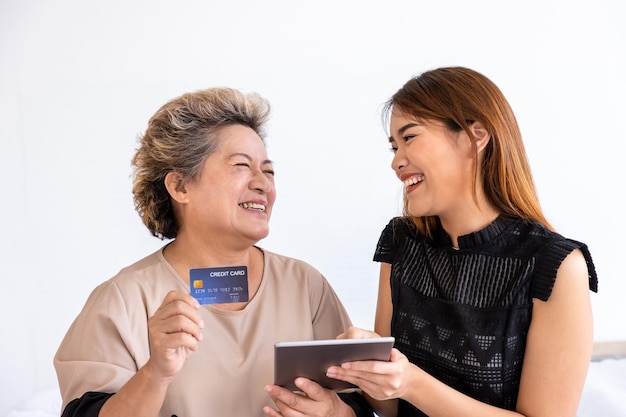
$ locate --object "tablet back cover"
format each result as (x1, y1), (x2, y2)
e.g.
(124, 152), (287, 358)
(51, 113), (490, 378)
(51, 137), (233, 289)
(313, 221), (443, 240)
(274, 337), (394, 391)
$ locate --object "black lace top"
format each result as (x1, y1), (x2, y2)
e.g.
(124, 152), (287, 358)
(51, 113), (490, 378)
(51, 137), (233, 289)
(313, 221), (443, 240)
(373, 216), (598, 416)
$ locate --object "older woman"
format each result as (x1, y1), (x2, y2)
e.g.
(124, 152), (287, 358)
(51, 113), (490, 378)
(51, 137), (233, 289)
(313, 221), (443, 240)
(54, 88), (368, 417)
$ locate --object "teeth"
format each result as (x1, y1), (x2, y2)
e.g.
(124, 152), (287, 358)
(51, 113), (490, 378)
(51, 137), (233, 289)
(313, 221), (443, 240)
(239, 202), (266, 211)
(404, 175), (424, 188)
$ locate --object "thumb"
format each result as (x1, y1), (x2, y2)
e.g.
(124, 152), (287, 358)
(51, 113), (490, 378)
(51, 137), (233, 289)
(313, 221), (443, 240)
(294, 377), (326, 400)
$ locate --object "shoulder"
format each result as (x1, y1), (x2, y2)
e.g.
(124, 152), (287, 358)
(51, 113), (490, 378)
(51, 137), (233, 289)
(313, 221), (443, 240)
(108, 246), (180, 290)
(262, 249), (324, 277)
(111, 247), (169, 283)
(521, 222), (598, 300)
(382, 216), (416, 234)
(374, 216), (418, 263)
(260, 248), (342, 308)
(261, 249), (329, 291)
(82, 246), (179, 315)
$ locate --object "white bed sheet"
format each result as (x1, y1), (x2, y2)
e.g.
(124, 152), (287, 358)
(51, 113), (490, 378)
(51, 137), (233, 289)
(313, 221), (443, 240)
(4, 358), (625, 417)
(3, 388), (60, 417)
(577, 358), (626, 417)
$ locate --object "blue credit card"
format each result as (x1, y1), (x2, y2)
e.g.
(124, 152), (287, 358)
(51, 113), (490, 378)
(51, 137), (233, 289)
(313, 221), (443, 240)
(189, 266), (249, 305)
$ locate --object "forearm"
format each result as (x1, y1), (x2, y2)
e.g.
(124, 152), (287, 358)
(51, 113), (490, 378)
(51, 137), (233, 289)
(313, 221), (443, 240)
(99, 364), (171, 417)
(402, 367), (522, 417)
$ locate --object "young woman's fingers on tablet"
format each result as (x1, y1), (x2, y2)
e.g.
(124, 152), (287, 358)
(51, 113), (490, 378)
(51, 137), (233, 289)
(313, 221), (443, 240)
(327, 349), (413, 401)
(335, 326), (380, 340)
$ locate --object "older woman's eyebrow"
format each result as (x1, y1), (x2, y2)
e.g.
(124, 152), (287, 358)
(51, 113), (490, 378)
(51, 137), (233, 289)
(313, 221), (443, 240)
(229, 153), (274, 165)
(229, 152), (252, 160)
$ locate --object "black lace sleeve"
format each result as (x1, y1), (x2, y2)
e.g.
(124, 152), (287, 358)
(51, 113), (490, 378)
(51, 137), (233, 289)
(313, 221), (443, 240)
(61, 392), (113, 417)
(373, 217), (405, 264)
(532, 239), (598, 301)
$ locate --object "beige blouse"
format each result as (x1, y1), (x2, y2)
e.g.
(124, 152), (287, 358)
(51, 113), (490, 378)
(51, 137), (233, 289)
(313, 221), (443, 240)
(54, 247), (353, 417)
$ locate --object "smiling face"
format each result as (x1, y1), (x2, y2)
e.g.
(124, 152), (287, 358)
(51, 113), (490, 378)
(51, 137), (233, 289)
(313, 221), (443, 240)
(175, 124), (276, 247)
(388, 111), (477, 221)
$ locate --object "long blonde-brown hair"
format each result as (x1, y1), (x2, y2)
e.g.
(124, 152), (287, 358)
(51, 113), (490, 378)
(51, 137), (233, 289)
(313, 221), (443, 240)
(382, 67), (551, 237)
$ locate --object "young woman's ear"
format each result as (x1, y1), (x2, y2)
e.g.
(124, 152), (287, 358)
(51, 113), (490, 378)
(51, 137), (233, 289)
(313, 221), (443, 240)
(164, 171), (189, 203)
(470, 121), (491, 154)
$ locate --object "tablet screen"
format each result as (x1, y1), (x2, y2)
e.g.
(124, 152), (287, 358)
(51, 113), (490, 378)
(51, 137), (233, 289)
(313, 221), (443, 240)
(274, 337), (395, 391)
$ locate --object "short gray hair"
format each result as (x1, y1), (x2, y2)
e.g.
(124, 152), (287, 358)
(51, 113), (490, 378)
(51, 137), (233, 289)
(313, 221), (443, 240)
(131, 87), (271, 239)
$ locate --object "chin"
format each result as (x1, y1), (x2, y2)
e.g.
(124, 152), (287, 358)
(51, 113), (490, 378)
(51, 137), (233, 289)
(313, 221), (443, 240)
(246, 227), (270, 242)
(407, 202), (423, 216)
(407, 205), (431, 218)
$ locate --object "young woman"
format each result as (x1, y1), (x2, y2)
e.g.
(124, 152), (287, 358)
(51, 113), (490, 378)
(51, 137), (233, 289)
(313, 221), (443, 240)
(325, 67), (598, 417)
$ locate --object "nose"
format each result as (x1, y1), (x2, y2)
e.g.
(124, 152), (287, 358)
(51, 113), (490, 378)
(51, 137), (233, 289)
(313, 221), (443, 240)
(392, 146), (408, 173)
(250, 170), (273, 193)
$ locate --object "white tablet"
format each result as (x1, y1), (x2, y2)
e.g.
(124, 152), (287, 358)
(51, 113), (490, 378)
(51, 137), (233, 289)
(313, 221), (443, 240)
(274, 337), (395, 391)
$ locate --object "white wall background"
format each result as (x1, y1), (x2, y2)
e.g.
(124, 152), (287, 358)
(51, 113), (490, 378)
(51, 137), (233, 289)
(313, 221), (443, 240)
(1, 0), (624, 414)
